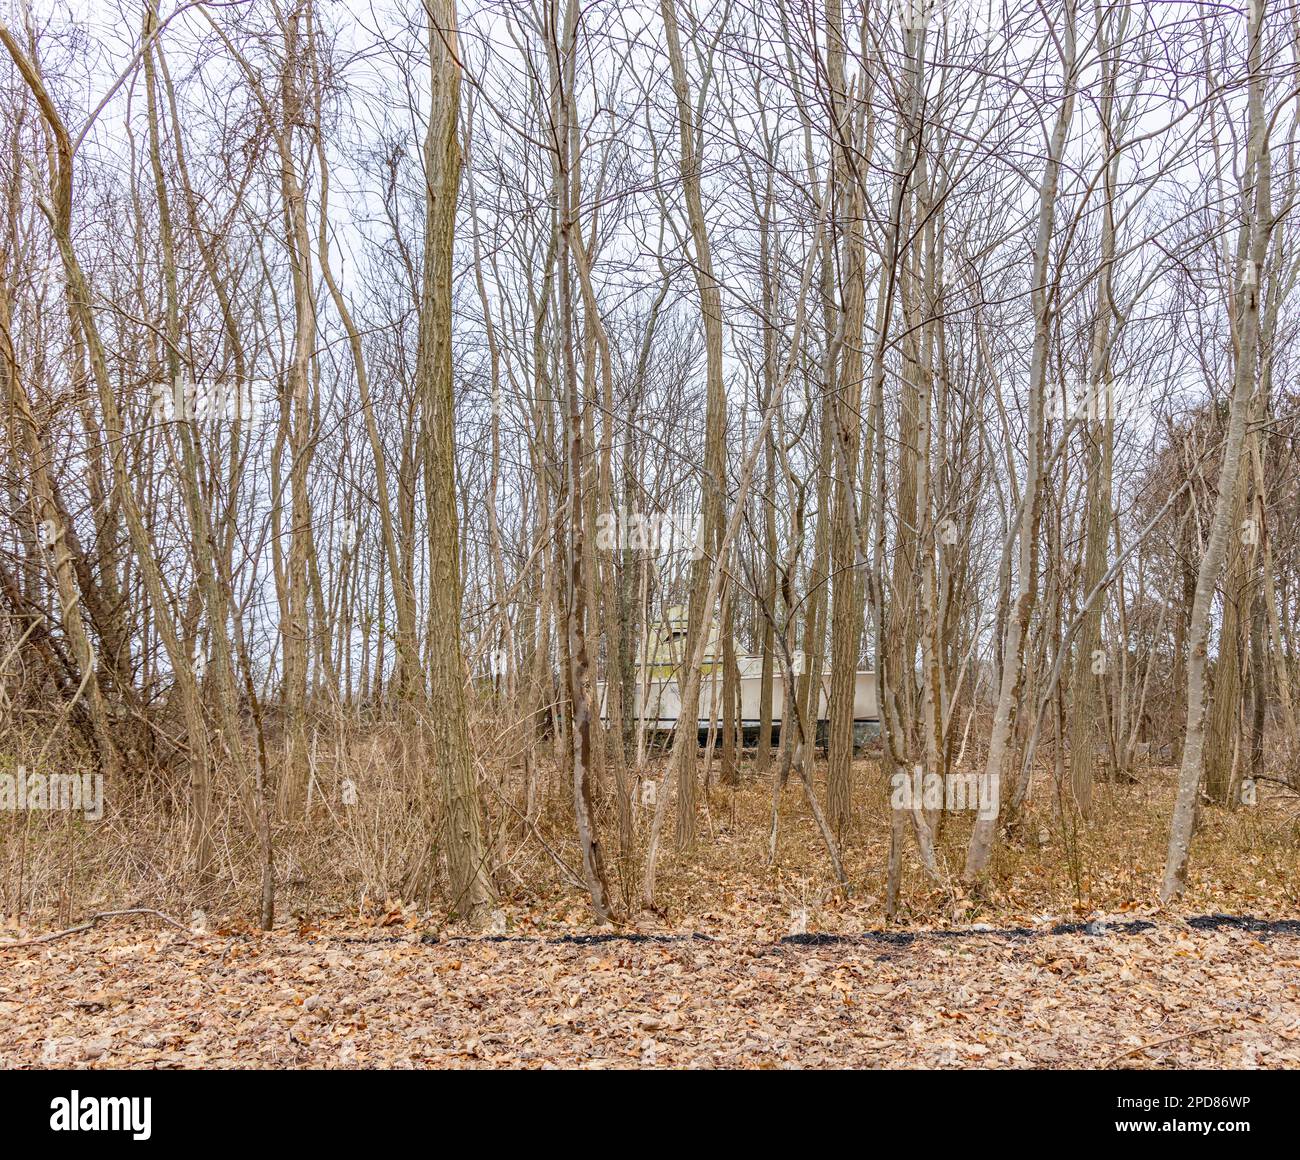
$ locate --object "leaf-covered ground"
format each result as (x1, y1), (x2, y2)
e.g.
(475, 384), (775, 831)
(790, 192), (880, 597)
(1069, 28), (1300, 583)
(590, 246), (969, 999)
(3, 764), (1297, 1067)
(3, 915), (1298, 1068)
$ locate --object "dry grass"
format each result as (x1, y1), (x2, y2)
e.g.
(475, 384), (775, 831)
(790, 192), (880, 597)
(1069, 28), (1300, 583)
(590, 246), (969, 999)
(645, 755), (1299, 934)
(2, 723), (1297, 937)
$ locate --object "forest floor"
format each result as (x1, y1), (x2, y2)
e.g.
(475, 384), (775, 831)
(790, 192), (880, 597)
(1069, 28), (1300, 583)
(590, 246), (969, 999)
(1, 912), (1298, 1068)
(2, 758), (1298, 1067)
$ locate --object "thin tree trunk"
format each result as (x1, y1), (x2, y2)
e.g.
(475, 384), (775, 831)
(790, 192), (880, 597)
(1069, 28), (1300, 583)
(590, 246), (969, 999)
(1162, 0), (1271, 901)
(417, 0), (496, 925)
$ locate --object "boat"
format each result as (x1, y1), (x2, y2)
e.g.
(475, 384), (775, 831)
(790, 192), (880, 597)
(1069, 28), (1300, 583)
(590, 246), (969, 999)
(596, 607), (879, 750)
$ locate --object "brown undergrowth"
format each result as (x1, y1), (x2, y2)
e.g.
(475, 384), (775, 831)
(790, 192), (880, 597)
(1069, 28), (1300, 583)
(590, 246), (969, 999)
(1, 721), (1297, 939)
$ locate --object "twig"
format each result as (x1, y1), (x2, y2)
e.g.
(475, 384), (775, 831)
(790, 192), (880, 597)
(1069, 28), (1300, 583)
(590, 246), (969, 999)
(1251, 773), (1300, 796)
(0, 908), (190, 949)
(1104, 1024), (1218, 1067)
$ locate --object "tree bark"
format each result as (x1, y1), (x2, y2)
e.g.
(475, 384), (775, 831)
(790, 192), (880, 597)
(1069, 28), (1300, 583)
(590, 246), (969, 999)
(417, 0), (496, 925)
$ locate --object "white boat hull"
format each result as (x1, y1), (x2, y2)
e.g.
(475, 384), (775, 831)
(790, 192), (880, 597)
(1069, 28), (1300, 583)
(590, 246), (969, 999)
(597, 669), (878, 729)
